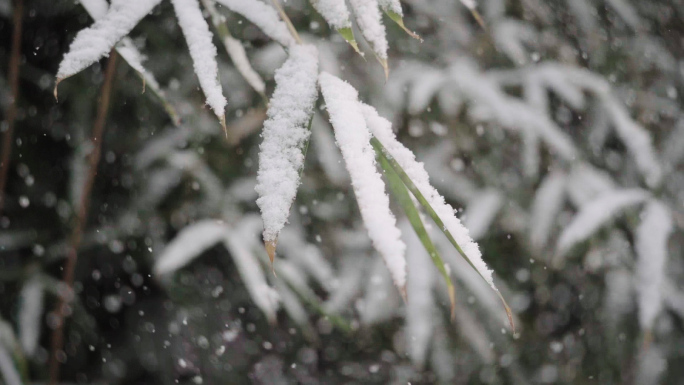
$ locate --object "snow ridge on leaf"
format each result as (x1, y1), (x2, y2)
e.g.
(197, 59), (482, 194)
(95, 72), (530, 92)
(56, 0), (161, 81)
(556, 189), (649, 258)
(153, 220), (227, 276)
(255, 45), (319, 252)
(319, 72), (407, 293)
(635, 200), (672, 331)
(215, 0), (296, 47)
(171, 0), (227, 120)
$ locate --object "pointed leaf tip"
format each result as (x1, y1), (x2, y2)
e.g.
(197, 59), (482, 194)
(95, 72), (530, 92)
(386, 11), (422, 42)
(338, 27), (363, 56)
(53, 79), (62, 102)
(496, 289), (515, 334)
(220, 115), (228, 139)
(265, 238), (277, 267)
(470, 9), (486, 30)
(377, 57), (389, 81)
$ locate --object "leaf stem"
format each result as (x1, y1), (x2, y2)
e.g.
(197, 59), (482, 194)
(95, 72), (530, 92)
(270, 0), (302, 44)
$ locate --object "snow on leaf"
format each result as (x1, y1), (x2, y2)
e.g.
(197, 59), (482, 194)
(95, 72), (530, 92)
(319, 72), (407, 293)
(529, 170), (566, 251)
(222, 224), (279, 324)
(361, 103), (493, 288)
(202, 0), (266, 97)
(360, 257), (401, 325)
(153, 220), (227, 276)
(311, 113), (349, 186)
(323, 254), (366, 314)
(566, 163), (615, 207)
(463, 189), (503, 241)
(56, 0), (161, 81)
(310, 0), (351, 30)
(171, 0), (227, 122)
(401, 219), (435, 369)
(215, 0), (296, 47)
(407, 69), (445, 115)
(18, 276), (44, 356)
(635, 200), (672, 331)
(255, 45), (319, 262)
(348, 0), (389, 76)
(603, 96), (662, 187)
(278, 226), (335, 291)
(0, 344), (21, 385)
(556, 189), (649, 258)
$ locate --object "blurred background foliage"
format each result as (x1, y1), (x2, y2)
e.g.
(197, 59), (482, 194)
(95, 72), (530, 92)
(1, 0), (684, 384)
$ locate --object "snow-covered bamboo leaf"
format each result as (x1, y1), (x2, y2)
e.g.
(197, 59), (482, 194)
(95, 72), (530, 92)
(566, 163), (615, 207)
(255, 45), (319, 265)
(0, 345), (21, 385)
(401, 219), (435, 369)
(360, 257), (401, 324)
(463, 189), (503, 241)
(215, 0), (296, 47)
(202, 0), (267, 100)
(311, 113), (349, 186)
(379, 151), (455, 317)
(56, 0), (161, 84)
(348, 0), (389, 78)
(556, 189), (649, 259)
(18, 276), (44, 357)
(362, 103), (514, 332)
(529, 170), (566, 251)
(309, 0), (362, 53)
(171, 0), (227, 128)
(278, 227), (335, 291)
(223, 230), (279, 324)
(319, 72), (407, 296)
(635, 200), (672, 332)
(378, 0), (421, 40)
(407, 70), (444, 115)
(153, 220), (227, 276)
(603, 96), (662, 187)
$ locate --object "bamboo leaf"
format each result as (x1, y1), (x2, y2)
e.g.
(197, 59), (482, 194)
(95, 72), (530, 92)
(370, 136), (515, 333)
(376, 148), (456, 320)
(385, 10), (422, 41)
(338, 27), (363, 55)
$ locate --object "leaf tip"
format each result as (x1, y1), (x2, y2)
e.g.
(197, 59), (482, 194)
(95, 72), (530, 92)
(470, 9), (487, 30)
(220, 114), (228, 139)
(53, 78), (62, 102)
(265, 238), (278, 274)
(377, 57), (389, 81)
(496, 289), (516, 334)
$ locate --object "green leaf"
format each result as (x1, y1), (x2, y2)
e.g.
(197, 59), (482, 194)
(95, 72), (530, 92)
(338, 27), (362, 55)
(385, 10), (422, 41)
(376, 147), (456, 319)
(370, 137), (515, 333)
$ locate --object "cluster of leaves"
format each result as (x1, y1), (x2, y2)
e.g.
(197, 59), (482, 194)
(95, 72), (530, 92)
(1, 0), (683, 384)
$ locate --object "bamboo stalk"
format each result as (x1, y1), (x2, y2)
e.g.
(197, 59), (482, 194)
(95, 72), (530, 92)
(48, 51), (118, 385)
(0, 0), (24, 214)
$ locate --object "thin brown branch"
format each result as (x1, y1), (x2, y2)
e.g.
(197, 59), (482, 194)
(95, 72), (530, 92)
(48, 50), (118, 385)
(0, 0), (24, 214)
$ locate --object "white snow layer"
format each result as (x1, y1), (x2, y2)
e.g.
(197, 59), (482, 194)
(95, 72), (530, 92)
(348, 0), (389, 60)
(402, 219), (435, 369)
(255, 45), (319, 243)
(223, 35), (266, 94)
(460, 0), (477, 10)
(529, 170), (566, 251)
(378, 0), (403, 15)
(19, 277), (44, 356)
(556, 189), (649, 256)
(215, 0), (296, 47)
(635, 200), (672, 330)
(310, 0), (352, 29)
(171, 0), (227, 118)
(318, 72), (407, 291)
(361, 102), (495, 288)
(57, 0), (161, 79)
(153, 220), (227, 276)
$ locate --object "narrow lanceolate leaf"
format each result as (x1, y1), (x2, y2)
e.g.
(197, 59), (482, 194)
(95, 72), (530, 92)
(556, 189), (649, 258)
(378, 149), (456, 319)
(348, 0), (389, 78)
(603, 97), (663, 187)
(0, 344), (21, 385)
(379, 0), (421, 41)
(215, 0), (296, 47)
(56, 0), (161, 85)
(635, 200), (672, 332)
(202, 0), (266, 100)
(171, 0), (227, 129)
(222, 229), (279, 324)
(309, 0), (362, 54)
(362, 104), (514, 332)
(153, 220), (227, 276)
(255, 45), (319, 265)
(400, 219), (435, 370)
(18, 276), (44, 357)
(319, 72), (407, 295)
(530, 170), (566, 252)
